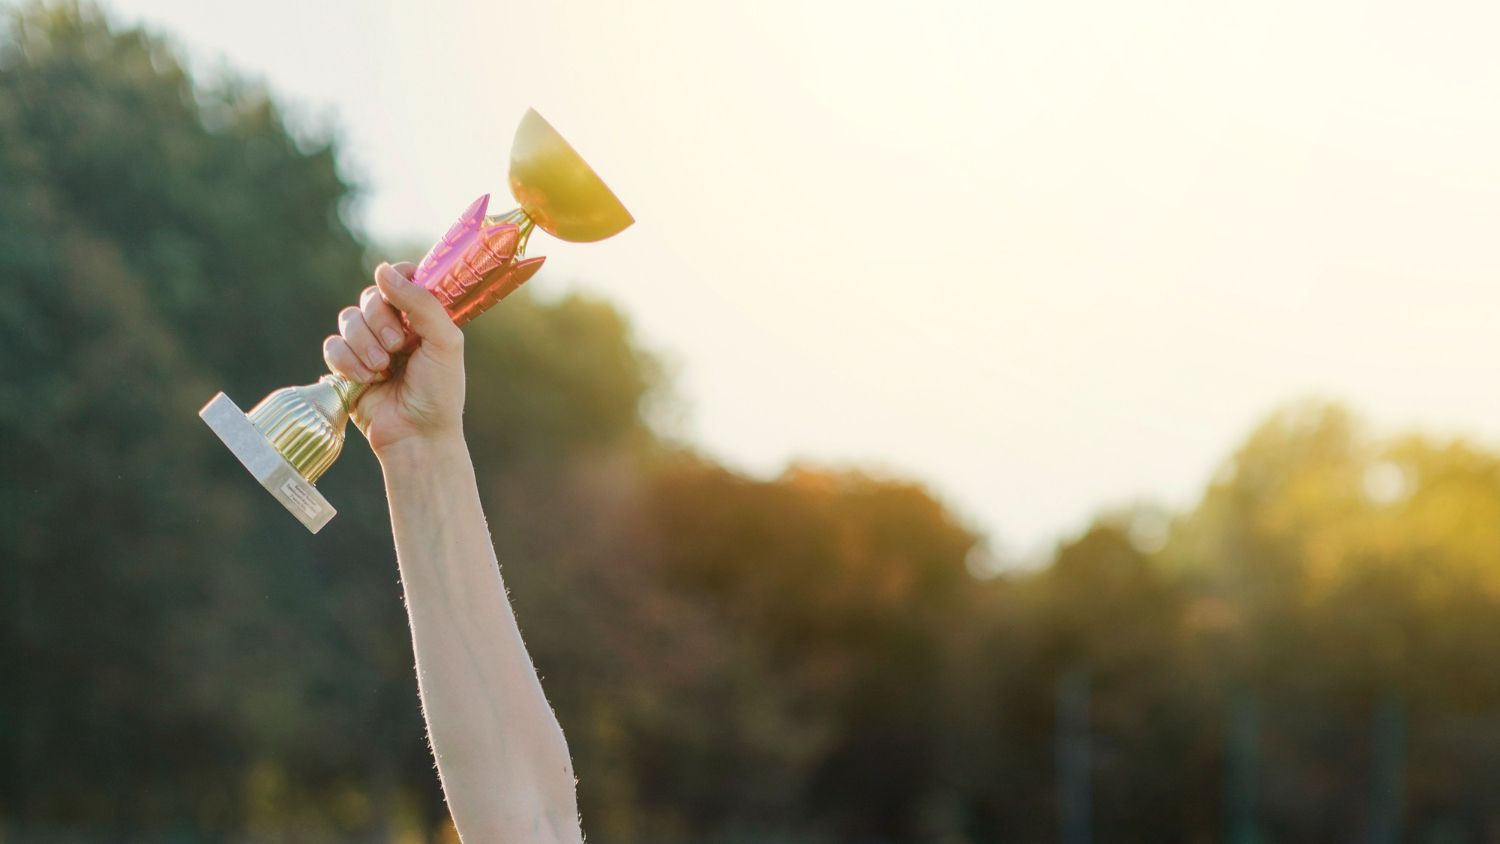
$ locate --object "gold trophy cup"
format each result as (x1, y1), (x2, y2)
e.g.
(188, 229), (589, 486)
(200, 109), (632, 532)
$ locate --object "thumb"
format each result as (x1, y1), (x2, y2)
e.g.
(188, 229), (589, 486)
(374, 262), (462, 354)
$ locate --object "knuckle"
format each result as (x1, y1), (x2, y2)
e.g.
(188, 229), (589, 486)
(323, 340), (352, 374)
(363, 302), (395, 327)
(329, 352), (365, 378)
(338, 305), (363, 327)
(359, 286), (385, 312)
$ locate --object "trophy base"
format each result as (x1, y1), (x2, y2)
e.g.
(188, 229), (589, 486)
(199, 392), (336, 533)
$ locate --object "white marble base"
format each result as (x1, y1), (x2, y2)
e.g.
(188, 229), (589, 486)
(199, 392), (336, 533)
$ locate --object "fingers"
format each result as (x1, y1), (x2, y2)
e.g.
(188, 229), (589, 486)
(326, 261), (458, 384)
(359, 264), (421, 354)
(337, 305), (390, 373)
(360, 285), (407, 354)
(324, 335), (377, 383)
(373, 262), (462, 354)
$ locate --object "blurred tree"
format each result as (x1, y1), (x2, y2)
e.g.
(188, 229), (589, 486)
(1043, 524), (1209, 840)
(0, 3), (663, 840)
(0, 1), (363, 834)
(644, 460), (980, 842)
(1164, 401), (1500, 840)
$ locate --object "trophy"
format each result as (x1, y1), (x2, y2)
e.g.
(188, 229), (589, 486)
(199, 109), (633, 533)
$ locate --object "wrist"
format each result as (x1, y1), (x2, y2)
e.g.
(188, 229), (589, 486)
(376, 430), (470, 476)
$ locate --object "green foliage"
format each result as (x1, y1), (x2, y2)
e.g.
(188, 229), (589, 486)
(0, 2), (364, 833)
(1159, 401), (1500, 836)
(464, 289), (661, 466)
(644, 462), (978, 839)
(0, 4), (661, 840)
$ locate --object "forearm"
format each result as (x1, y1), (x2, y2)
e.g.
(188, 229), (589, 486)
(381, 435), (581, 844)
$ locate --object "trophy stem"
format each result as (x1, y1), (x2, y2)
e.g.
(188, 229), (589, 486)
(334, 374), (370, 413)
(486, 207), (535, 256)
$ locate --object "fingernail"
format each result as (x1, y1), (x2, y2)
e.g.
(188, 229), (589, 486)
(368, 347), (389, 368)
(378, 263), (406, 285)
(381, 328), (402, 350)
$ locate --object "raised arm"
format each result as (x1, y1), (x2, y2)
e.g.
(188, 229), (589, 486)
(323, 261), (583, 843)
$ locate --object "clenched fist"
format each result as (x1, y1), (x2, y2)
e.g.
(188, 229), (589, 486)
(322, 261), (466, 456)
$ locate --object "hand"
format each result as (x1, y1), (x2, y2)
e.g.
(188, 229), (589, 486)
(323, 261), (466, 457)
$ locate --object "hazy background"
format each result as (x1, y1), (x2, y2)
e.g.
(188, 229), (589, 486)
(8, 2), (1500, 843)
(102, 0), (1500, 559)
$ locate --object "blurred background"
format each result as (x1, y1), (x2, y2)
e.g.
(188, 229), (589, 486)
(5, 0), (1500, 841)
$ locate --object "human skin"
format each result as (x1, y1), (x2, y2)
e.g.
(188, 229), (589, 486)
(324, 261), (583, 843)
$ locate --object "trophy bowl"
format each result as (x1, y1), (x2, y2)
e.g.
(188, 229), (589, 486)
(199, 108), (633, 532)
(510, 108), (634, 243)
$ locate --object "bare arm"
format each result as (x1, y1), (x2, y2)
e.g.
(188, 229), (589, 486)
(325, 262), (582, 843)
(382, 436), (582, 843)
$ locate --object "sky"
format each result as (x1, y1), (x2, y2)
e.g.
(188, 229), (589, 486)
(105, 0), (1500, 562)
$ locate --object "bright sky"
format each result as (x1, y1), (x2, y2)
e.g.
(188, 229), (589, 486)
(108, 0), (1500, 560)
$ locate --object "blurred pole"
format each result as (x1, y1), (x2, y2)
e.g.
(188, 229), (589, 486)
(1223, 689), (1258, 844)
(1056, 662), (1091, 844)
(1367, 693), (1406, 844)
(1, 446), (27, 817)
